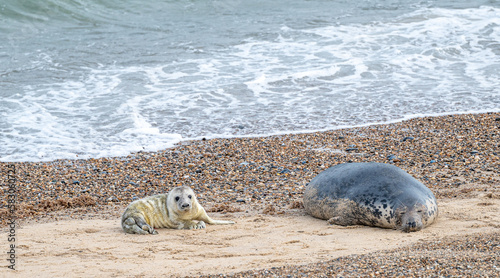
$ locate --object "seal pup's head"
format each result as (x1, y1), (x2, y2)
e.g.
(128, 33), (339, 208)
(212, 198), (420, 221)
(168, 186), (197, 213)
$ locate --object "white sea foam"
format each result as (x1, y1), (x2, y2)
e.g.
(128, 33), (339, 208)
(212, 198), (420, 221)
(1, 5), (499, 162)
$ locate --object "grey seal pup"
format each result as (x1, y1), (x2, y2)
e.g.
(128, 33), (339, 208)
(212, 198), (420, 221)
(122, 186), (235, 234)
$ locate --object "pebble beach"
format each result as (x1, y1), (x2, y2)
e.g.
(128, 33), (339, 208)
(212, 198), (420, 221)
(1, 112), (499, 276)
(201, 231), (500, 277)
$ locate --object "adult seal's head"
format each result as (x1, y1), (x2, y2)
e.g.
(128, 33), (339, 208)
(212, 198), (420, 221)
(303, 162), (438, 232)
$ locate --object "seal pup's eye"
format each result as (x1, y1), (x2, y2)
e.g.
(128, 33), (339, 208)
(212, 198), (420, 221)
(188, 195), (192, 199)
(175, 196), (180, 201)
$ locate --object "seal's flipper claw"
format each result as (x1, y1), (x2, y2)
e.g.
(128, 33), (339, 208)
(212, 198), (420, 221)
(195, 221), (206, 229)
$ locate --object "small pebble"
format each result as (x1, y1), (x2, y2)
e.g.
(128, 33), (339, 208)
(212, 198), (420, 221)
(387, 154), (398, 160)
(402, 136), (415, 142)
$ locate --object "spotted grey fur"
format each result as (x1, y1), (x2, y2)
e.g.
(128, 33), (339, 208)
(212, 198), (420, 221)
(303, 162), (438, 232)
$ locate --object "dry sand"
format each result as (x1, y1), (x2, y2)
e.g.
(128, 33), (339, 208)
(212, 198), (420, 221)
(1, 112), (499, 277)
(4, 196), (500, 277)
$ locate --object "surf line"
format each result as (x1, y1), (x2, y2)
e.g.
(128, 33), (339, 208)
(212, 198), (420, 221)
(5, 164), (16, 270)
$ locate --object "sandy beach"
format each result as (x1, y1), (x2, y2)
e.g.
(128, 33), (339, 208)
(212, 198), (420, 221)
(1, 112), (499, 277)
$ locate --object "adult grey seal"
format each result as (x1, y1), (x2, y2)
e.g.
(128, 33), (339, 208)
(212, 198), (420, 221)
(122, 186), (235, 235)
(303, 162), (438, 232)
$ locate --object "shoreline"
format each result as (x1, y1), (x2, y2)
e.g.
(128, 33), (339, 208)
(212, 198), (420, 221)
(1, 112), (499, 225)
(1, 112), (499, 276)
(2, 110), (500, 164)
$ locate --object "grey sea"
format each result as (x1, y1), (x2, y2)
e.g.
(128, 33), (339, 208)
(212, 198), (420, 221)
(1, 0), (499, 162)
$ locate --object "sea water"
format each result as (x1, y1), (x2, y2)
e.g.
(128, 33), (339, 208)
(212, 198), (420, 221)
(1, 0), (499, 162)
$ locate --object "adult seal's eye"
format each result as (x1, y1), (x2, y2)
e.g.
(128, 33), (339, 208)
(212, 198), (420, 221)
(188, 195), (192, 199)
(175, 196), (180, 201)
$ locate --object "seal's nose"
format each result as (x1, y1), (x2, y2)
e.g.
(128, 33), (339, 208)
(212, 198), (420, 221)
(403, 217), (423, 232)
(407, 221), (417, 228)
(181, 203), (190, 209)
